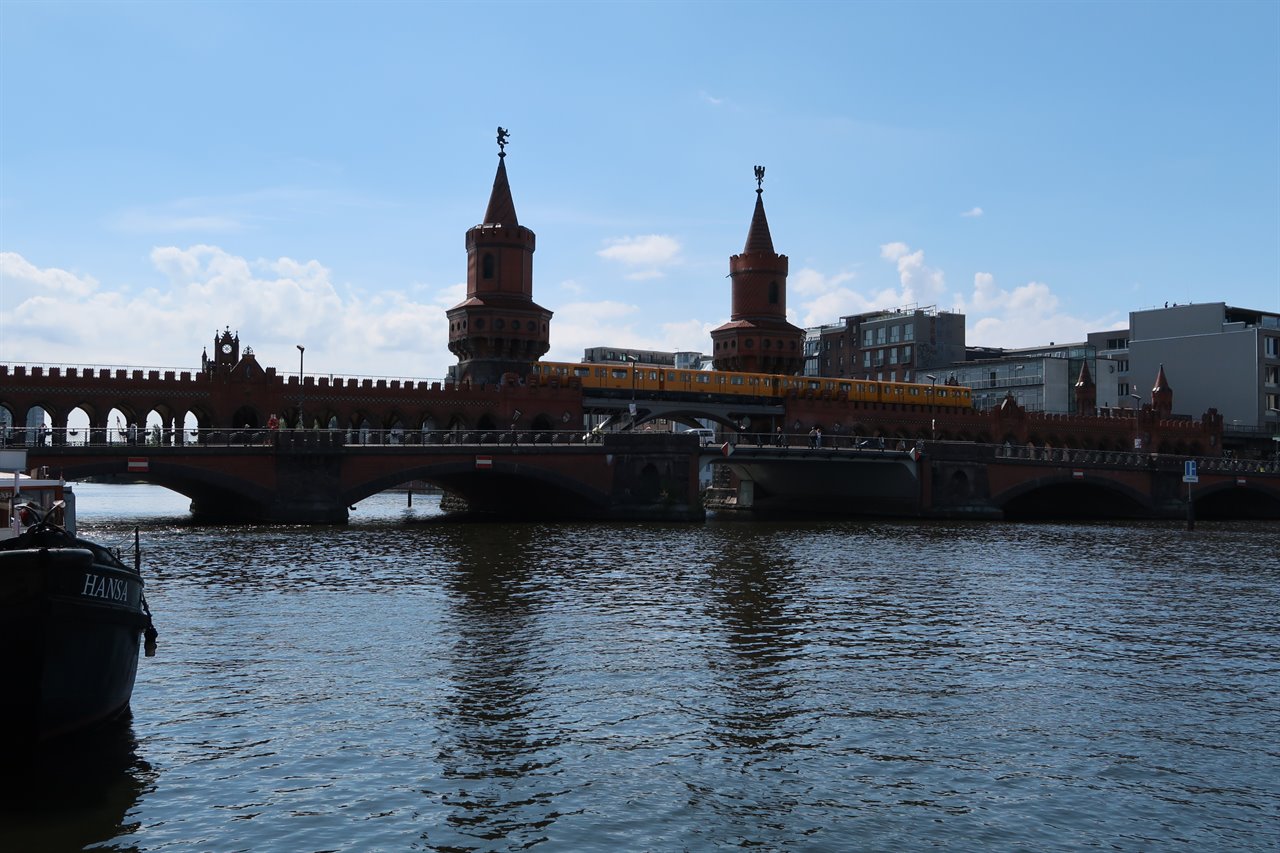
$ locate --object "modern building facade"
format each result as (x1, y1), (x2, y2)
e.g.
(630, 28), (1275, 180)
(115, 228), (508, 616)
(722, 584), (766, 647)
(580, 347), (709, 371)
(1091, 303), (1279, 432)
(811, 305), (966, 382)
(946, 343), (1097, 414)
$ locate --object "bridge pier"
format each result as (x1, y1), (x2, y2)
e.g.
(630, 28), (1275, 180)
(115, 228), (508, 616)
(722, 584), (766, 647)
(189, 447), (352, 524)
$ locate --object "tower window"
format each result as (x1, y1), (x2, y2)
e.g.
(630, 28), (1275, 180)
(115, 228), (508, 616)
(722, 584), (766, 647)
(482, 253), (495, 279)
(769, 281), (779, 305)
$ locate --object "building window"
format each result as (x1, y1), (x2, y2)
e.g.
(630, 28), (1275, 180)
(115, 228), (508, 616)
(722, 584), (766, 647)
(889, 347), (898, 364)
(890, 325), (900, 343)
(1118, 382), (1129, 396)
(863, 329), (873, 346)
(863, 352), (871, 368)
(1267, 365), (1280, 386)
(877, 327), (887, 345)
(1267, 392), (1280, 413)
(904, 324), (914, 342)
(1267, 337), (1280, 358)
(482, 253), (495, 279)
(902, 345), (911, 362)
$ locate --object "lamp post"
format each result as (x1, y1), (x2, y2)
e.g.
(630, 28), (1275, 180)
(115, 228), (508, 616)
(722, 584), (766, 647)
(625, 354), (638, 422)
(297, 344), (306, 429)
(1130, 393), (1142, 451)
(925, 374), (938, 439)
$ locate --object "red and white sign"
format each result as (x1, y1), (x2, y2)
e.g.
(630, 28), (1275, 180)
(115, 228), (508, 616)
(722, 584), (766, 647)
(475, 456), (492, 470)
(127, 457), (149, 473)
(721, 442), (734, 457)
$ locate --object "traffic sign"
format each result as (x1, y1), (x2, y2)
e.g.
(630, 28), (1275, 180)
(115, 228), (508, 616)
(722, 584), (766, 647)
(1183, 460), (1199, 483)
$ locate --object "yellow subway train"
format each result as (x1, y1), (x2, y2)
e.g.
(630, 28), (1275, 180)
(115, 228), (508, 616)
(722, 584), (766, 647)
(529, 362), (973, 409)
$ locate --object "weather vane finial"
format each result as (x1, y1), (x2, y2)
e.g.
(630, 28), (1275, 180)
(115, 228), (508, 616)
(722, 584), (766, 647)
(754, 164), (765, 193)
(497, 126), (510, 158)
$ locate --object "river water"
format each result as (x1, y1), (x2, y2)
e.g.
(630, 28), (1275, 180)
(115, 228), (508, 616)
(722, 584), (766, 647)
(3, 483), (1277, 852)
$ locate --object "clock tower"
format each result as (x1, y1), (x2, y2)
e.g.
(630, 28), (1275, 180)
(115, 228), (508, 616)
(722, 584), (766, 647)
(207, 327), (240, 374)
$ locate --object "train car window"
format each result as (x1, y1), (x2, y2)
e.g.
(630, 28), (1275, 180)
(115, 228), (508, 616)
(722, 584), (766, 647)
(938, 389), (949, 398)
(595, 368), (607, 378)
(573, 367), (590, 377)
(807, 381), (820, 391)
(667, 372), (677, 381)
(697, 374), (710, 384)
(611, 369), (628, 379)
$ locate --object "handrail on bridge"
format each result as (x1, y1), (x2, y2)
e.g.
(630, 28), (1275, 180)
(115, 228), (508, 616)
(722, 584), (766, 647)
(704, 432), (1280, 475)
(10, 427), (1280, 474)
(7, 427), (606, 450)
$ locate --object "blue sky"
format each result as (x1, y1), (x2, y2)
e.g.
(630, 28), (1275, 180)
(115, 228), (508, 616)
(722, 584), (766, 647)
(2, 0), (1277, 379)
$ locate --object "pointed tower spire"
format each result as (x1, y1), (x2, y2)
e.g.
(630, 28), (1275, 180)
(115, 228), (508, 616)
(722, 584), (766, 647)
(743, 168), (775, 254)
(1151, 363), (1173, 415)
(482, 147), (519, 226)
(710, 166), (805, 375)
(446, 127), (552, 385)
(1074, 359), (1096, 414)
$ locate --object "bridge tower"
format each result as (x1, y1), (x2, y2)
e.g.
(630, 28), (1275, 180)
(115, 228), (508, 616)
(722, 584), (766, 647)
(446, 128), (553, 385)
(710, 165), (805, 375)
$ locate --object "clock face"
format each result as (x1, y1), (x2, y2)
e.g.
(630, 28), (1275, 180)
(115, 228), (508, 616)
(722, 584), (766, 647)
(221, 343), (233, 354)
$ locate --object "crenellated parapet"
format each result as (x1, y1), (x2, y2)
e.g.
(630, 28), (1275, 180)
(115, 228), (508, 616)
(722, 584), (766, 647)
(0, 351), (584, 448)
(775, 389), (1223, 456)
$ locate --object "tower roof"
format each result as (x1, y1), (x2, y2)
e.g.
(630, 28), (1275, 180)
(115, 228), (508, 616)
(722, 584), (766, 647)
(482, 155), (519, 227)
(743, 189), (775, 255)
(1152, 363), (1171, 393)
(1075, 359), (1093, 388)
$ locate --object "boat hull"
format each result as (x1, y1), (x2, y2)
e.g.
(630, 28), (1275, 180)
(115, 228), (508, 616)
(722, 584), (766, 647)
(0, 539), (149, 742)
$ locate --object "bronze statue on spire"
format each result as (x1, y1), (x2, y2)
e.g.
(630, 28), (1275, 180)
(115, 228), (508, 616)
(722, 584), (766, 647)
(754, 164), (765, 192)
(497, 126), (510, 157)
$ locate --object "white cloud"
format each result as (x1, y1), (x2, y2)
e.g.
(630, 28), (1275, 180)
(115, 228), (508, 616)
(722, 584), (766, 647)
(786, 245), (1123, 353)
(961, 207), (983, 218)
(0, 248), (458, 377)
(958, 271), (1122, 348)
(880, 242), (947, 304)
(699, 90), (725, 106)
(0, 252), (100, 298)
(597, 234), (682, 267)
(542, 299), (714, 362)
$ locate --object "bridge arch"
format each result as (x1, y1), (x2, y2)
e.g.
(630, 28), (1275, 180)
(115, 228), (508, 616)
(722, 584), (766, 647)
(994, 474), (1153, 520)
(1191, 480), (1280, 519)
(339, 458), (614, 517)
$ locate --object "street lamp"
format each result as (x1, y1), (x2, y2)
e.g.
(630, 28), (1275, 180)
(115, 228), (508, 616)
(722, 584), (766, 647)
(1130, 393), (1143, 450)
(625, 353), (638, 421)
(297, 344), (306, 428)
